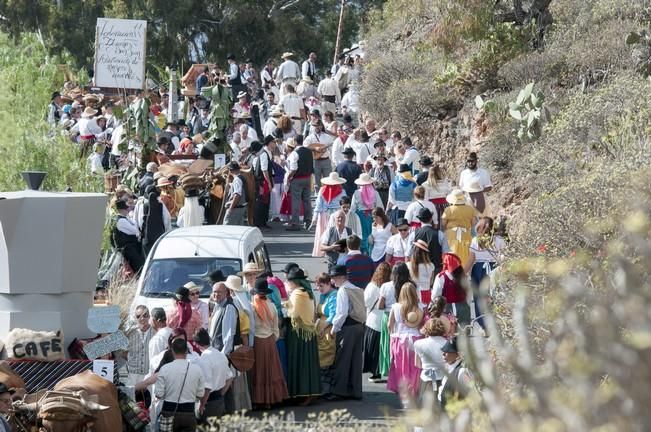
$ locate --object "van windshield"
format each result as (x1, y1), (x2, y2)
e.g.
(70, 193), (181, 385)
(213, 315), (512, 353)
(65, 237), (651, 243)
(141, 258), (242, 298)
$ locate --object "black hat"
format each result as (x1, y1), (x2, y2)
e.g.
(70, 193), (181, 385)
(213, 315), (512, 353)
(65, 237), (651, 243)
(343, 114), (353, 124)
(283, 262), (299, 274)
(334, 238), (347, 252)
(51, 91), (61, 101)
(287, 267), (307, 281)
(419, 155), (433, 166)
(417, 207), (433, 222)
(272, 128), (284, 139)
(342, 147), (356, 156)
(396, 218), (409, 229)
(373, 140), (386, 148)
(263, 135), (275, 146)
(228, 161), (241, 171)
(208, 270), (225, 283)
(441, 337), (459, 353)
(175, 287), (191, 303)
(151, 307), (166, 321)
(115, 200), (129, 210)
(254, 277), (272, 295)
(176, 119), (186, 127)
(249, 140), (263, 153)
(310, 108), (321, 116)
(373, 152), (388, 161)
(468, 152), (478, 161)
(0, 383), (14, 395)
(227, 53), (236, 60)
(328, 265), (347, 277)
(398, 164), (412, 173)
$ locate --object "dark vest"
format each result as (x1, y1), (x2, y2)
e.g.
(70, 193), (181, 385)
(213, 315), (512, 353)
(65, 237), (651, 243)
(413, 225), (443, 273)
(228, 64), (241, 86)
(254, 150), (274, 187)
(324, 226), (352, 269)
(294, 146), (314, 176)
(211, 297), (241, 353)
(142, 195), (165, 246)
(111, 215), (139, 249)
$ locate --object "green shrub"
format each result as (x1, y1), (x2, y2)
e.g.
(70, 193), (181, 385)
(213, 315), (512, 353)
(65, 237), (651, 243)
(0, 33), (102, 193)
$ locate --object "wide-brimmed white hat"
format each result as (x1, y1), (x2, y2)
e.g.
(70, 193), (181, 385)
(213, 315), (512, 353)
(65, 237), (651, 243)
(354, 173), (375, 186)
(241, 262), (262, 275)
(225, 275), (246, 292)
(156, 177), (173, 187)
(281, 52), (294, 59)
(321, 172), (346, 185)
(237, 91), (247, 99)
(270, 106), (283, 117)
(184, 281), (201, 292)
(81, 107), (98, 118)
(446, 189), (466, 205)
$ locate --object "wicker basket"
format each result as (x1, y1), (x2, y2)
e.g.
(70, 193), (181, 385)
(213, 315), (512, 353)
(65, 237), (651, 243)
(103, 174), (121, 193)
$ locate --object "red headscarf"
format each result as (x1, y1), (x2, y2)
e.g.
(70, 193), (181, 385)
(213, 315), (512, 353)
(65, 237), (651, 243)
(321, 184), (343, 204)
(179, 138), (193, 154)
(440, 253), (462, 275)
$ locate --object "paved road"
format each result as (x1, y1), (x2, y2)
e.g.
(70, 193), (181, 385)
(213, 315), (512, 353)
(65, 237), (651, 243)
(248, 219), (402, 422)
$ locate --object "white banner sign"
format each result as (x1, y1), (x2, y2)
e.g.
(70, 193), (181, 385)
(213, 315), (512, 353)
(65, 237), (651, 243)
(94, 18), (147, 89)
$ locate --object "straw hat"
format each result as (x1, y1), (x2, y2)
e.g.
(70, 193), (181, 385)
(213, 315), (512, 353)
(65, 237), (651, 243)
(404, 309), (424, 329)
(281, 52), (294, 59)
(156, 177), (173, 188)
(81, 107), (98, 118)
(270, 106), (283, 117)
(463, 180), (483, 193)
(321, 172), (346, 186)
(446, 189), (466, 205)
(242, 262), (262, 275)
(354, 173), (375, 186)
(302, 76), (313, 84)
(224, 275), (246, 292)
(413, 239), (429, 253)
(184, 281), (201, 292)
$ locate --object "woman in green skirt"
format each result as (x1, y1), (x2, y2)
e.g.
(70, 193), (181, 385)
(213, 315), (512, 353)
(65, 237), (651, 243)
(378, 263), (413, 376)
(284, 267), (322, 404)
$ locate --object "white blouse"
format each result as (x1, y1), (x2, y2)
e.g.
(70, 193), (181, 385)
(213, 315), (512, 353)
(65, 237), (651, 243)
(370, 222), (392, 262)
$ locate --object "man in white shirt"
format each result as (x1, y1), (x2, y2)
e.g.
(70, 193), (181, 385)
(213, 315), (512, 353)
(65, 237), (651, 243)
(302, 52), (317, 81)
(148, 308), (172, 362)
(275, 52), (301, 98)
(398, 136), (420, 174)
(113, 200), (145, 273)
(458, 152), (492, 192)
(317, 69), (341, 115)
(331, 125), (350, 167)
(279, 84), (304, 132)
(195, 328), (233, 420)
(327, 265), (366, 401)
(304, 119), (334, 187)
(262, 106), (283, 138)
(224, 161), (248, 226)
(155, 338), (206, 430)
(438, 337), (474, 410)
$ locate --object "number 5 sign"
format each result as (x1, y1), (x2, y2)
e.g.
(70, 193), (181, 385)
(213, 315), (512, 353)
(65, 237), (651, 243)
(92, 359), (114, 382)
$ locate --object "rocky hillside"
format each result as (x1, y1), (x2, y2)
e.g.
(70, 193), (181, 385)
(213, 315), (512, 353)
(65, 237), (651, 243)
(361, 0), (651, 257)
(360, 2), (651, 430)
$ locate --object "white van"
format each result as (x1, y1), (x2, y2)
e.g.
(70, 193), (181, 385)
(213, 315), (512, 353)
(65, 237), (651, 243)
(129, 225), (271, 314)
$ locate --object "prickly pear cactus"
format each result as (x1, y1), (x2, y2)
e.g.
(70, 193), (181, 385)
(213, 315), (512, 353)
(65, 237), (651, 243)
(625, 30), (651, 78)
(509, 82), (547, 142)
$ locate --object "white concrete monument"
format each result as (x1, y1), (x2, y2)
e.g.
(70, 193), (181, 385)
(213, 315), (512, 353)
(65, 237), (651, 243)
(0, 190), (107, 349)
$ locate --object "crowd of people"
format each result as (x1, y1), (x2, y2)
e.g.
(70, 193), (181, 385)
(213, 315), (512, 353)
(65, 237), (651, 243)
(45, 49), (509, 430)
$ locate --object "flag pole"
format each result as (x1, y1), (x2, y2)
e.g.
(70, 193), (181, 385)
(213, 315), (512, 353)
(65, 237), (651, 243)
(333, 0), (346, 65)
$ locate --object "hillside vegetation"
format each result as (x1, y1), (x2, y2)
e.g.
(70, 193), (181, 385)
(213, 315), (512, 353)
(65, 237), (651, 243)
(361, 1), (651, 430)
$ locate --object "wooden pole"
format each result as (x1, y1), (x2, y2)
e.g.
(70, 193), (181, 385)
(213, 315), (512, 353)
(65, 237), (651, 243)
(333, 0), (346, 66)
